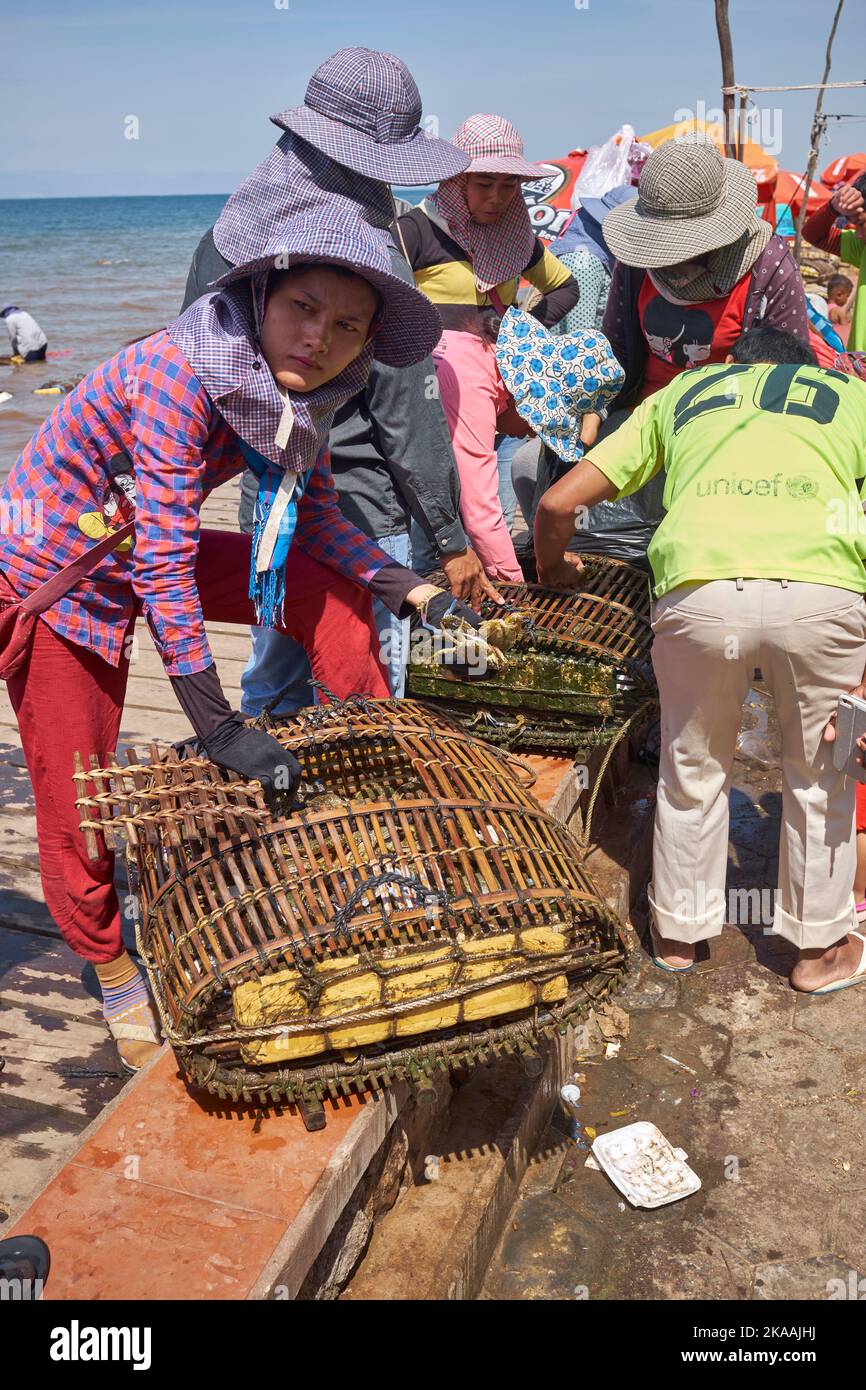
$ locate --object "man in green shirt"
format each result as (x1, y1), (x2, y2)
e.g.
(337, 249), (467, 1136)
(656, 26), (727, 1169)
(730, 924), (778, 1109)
(535, 326), (866, 995)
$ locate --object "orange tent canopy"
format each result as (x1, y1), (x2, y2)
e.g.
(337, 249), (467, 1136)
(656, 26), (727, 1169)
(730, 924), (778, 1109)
(821, 152), (866, 189)
(521, 150), (587, 240)
(640, 118), (778, 190)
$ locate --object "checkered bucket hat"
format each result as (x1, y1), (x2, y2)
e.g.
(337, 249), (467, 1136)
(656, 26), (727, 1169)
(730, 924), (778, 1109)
(452, 114), (543, 179)
(211, 210), (443, 368)
(495, 308), (624, 463)
(271, 47), (469, 185)
(602, 135), (759, 269)
(170, 211), (442, 480)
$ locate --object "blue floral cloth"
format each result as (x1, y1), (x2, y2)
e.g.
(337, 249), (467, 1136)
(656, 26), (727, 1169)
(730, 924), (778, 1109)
(495, 307), (625, 463)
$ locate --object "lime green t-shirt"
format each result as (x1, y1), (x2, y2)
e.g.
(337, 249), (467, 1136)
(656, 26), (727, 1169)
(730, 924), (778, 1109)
(839, 230), (865, 353)
(589, 361), (866, 598)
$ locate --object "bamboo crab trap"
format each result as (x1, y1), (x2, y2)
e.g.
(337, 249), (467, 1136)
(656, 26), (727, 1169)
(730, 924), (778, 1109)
(407, 556), (658, 752)
(75, 699), (627, 1129)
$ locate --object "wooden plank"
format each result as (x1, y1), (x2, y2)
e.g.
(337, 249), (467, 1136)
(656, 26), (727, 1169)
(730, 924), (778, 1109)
(0, 841), (41, 875)
(0, 868), (55, 933)
(0, 736), (30, 772)
(0, 759), (39, 863)
(0, 1102), (90, 1217)
(0, 1004), (128, 1118)
(0, 908), (137, 956)
(122, 675), (242, 713)
(0, 743), (28, 770)
(0, 926), (105, 1022)
(127, 657), (247, 690)
(128, 642), (253, 676)
(0, 864), (136, 954)
(130, 622), (254, 663)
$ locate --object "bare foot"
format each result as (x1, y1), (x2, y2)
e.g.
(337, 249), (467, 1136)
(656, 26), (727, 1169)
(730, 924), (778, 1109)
(789, 934), (864, 992)
(649, 922), (696, 971)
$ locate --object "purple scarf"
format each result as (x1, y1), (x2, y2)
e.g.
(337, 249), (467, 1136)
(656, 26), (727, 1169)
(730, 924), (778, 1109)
(167, 274), (374, 475)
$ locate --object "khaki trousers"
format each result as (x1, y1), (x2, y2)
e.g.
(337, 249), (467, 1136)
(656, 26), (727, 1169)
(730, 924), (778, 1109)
(649, 579), (866, 950)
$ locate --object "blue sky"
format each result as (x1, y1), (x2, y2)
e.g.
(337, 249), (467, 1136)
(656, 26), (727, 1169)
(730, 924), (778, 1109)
(4, 0), (865, 197)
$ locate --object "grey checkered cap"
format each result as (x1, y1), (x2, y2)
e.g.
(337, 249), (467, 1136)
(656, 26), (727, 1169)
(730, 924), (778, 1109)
(270, 47), (469, 184)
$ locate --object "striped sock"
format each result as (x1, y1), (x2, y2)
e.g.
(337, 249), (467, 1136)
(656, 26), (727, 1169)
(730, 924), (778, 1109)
(95, 951), (158, 1033)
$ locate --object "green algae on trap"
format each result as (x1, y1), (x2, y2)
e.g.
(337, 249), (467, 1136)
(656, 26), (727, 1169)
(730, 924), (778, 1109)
(407, 648), (618, 717)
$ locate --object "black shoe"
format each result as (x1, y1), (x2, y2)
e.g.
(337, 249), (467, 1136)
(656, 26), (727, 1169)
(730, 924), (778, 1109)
(0, 1235), (50, 1295)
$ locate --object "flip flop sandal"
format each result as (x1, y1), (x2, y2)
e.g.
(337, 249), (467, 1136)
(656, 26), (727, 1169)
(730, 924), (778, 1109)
(648, 920), (696, 974)
(105, 1004), (163, 1074)
(808, 930), (866, 996)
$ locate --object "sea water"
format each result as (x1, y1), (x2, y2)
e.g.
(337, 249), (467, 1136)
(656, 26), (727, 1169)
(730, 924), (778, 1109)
(0, 188), (427, 471)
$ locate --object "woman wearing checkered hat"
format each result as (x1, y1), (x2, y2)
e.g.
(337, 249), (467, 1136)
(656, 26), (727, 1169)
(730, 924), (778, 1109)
(182, 46), (469, 306)
(601, 135), (810, 409)
(398, 115), (582, 583)
(0, 216), (486, 1073)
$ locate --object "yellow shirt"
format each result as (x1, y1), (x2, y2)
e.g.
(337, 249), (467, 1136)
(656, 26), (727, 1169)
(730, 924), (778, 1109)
(397, 203), (577, 332)
(590, 361), (866, 598)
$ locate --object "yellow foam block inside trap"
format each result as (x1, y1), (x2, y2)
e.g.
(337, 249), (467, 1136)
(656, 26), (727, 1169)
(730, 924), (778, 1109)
(233, 928), (570, 1064)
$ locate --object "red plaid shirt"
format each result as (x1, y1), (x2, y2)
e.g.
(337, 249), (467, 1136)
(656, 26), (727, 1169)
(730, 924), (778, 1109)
(0, 331), (390, 675)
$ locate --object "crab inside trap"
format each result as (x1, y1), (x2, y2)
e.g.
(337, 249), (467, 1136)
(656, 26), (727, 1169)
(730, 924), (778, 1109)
(406, 558), (658, 750)
(75, 699), (627, 1123)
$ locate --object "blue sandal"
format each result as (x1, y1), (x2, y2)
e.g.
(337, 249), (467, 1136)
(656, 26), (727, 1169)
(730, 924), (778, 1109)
(648, 921), (696, 974)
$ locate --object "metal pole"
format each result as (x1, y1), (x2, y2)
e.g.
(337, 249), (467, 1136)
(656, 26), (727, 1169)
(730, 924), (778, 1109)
(737, 90), (748, 161)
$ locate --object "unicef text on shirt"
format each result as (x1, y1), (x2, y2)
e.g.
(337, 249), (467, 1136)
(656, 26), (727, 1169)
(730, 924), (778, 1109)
(825, 494), (866, 539)
(693, 474), (820, 500)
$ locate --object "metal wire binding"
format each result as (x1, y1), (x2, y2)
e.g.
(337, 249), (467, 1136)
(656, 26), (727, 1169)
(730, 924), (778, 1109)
(329, 869), (452, 944)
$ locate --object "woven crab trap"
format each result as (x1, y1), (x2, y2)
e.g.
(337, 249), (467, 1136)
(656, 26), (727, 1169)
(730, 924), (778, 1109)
(407, 556), (657, 750)
(74, 699), (627, 1129)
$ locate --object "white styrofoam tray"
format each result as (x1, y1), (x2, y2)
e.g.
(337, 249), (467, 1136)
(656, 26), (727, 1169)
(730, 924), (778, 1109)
(591, 1121), (701, 1208)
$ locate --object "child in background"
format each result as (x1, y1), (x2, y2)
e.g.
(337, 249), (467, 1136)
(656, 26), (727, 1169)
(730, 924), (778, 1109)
(827, 272), (855, 327)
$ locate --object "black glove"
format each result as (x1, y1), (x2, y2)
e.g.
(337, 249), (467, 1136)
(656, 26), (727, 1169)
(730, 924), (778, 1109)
(200, 714), (301, 811)
(419, 591), (483, 632)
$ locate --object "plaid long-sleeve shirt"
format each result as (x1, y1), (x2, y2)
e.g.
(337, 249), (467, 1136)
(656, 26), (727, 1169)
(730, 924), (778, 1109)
(0, 331), (391, 675)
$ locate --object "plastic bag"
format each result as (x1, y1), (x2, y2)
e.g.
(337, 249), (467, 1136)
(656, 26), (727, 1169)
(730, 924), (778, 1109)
(573, 126), (641, 205)
(563, 481), (664, 569)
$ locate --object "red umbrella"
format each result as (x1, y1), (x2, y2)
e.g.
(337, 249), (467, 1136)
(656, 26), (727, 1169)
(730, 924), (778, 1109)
(772, 170), (831, 218)
(821, 152), (866, 189)
(521, 151), (587, 240)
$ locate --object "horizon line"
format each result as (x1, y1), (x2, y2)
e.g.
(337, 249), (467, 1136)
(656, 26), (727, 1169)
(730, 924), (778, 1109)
(0, 186), (430, 203)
